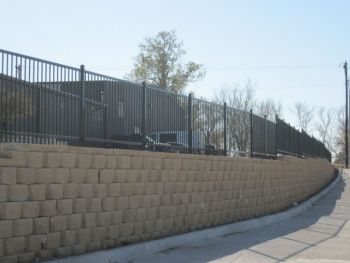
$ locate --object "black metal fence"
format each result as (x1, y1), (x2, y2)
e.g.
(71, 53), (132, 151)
(0, 49), (331, 161)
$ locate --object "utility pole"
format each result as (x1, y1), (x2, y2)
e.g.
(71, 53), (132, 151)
(344, 61), (348, 168)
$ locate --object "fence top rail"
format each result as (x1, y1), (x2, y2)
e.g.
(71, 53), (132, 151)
(0, 48), (80, 72)
(146, 84), (189, 99)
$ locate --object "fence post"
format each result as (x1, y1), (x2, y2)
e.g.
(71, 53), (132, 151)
(79, 65), (86, 145)
(141, 81), (147, 149)
(250, 109), (253, 158)
(188, 93), (193, 154)
(275, 115), (278, 159)
(264, 115), (267, 159)
(223, 102), (227, 156)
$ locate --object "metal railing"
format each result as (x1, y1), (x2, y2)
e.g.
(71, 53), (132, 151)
(0, 49), (331, 161)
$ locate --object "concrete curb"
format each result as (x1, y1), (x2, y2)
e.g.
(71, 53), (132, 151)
(47, 172), (341, 263)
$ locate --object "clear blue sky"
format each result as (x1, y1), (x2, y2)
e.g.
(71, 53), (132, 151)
(1, 0), (349, 128)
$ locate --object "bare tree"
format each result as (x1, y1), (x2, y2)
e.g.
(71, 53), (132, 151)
(294, 102), (314, 132)
(214, 79), (256, 154)
(257, 99), (282, 121)
(333, 107), (346, 165)
(316, 107), (335, 151)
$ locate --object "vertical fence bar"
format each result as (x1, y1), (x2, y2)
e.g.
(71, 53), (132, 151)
(79, 65), (86, 145)
(275, 115), (278, 158)
(188, 93), (192, 154)
(264, 115), (267, 159)
(141, 81), (147, 149)
(223, 102), (227, 156)
(250, 109), (253, 158)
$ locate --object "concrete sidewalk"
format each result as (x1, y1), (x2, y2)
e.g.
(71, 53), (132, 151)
(131, 170), (350, 263)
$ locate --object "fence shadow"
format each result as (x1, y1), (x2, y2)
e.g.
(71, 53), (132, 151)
(137, 175), (347, 263)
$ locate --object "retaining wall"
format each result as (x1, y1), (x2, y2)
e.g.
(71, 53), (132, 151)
(0, 143), (335, 262)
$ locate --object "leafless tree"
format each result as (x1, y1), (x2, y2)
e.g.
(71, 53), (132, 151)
(315, 107), (335, 151)
(294, 102), (314, 132)
(214, 79), (256, 154)
(257, 99), (282, 121)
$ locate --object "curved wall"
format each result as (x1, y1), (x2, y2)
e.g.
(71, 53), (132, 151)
(0, 143), (335, 262)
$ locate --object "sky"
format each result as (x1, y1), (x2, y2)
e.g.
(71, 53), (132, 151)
(1, 0), (349, 131)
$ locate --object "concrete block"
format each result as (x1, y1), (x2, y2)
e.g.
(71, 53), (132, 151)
(131, 156), (142, 169)
(99, 169), (115, 183)
(5, 237), (25, 255)
(73, 198), (87, 213)
(57, 199), (73, 214)
(0, 185), (8, 202)
(1, 202), (21, 219)
(34, 168), (53, 184)
(146, 207), (158, 220)
(108, 225), (119, 239)
(137, 208), (147, 221)
(141, 195), (152, 208)
(83, 213), (96, 227)
(107, 183), (121, 197)
(70, 169), (85, 183)
(44, 232), (61, 249)
(115, 169), (128, 183)
(39, 200), (57, 216)
(0, 167), (17, 184)
(25, 152), (43, 168)
(67, 214), (82, 230)
(120, 223), (133, 237)
(78, 183), (93, 198)
(92, 155), (106, 169)
(117, 156), (131, 169)
(8, 184), (29, 201)
(0, 255), (18, 263)
(91, 226), (107, 242)
(62, 230), (76, 246)
(47, 184), (63, 199)
(127, 170), (138, 183)
(43, 152), (62, 168)
(36, 249), (53, 261)
(117, 196), (129, 210)
(61, 153), (76, 168)
(28, 184), (46, 201)
(53, 168), (70, 183)
(85, 169), (99, 183)
(135, 183), (144, 195)
(106, 155), (117, 169)
(13, 218), (33, 236)
(102, 197), (116, 211)
(54, 246), (72, 258)
(129, 196), (141, 209)
(87, 198), (102, 212)
(0, 220), (13, 238)
(112, 211), (123, 224)
(123, 209), (137, 223)
(77, 154), (91, 169)
(151, 195), (161, 207)
(18, 252), (36, 263)
(77, 228), (91, 244)
(96, 211), (112, 226)
(63, 184), (79, 199)
(17, 168), (35, 184)
(33, 217), (49, 234)
(50, 215), (67, 232)
(93, 184), (107, 197)
(121, 183), (135, 196)
(0, 238), (3, 257)
(26, 234), (42, 251)
(72, 244), (87, 255)
(145, 182), (156, 195)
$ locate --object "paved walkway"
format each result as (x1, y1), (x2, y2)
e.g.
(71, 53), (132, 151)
(131, 170), (350, 263)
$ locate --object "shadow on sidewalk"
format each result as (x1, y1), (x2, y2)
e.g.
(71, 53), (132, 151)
(135, 174), (348, 263)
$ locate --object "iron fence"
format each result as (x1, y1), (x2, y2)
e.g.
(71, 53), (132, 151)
(0, 49), (331, 161)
